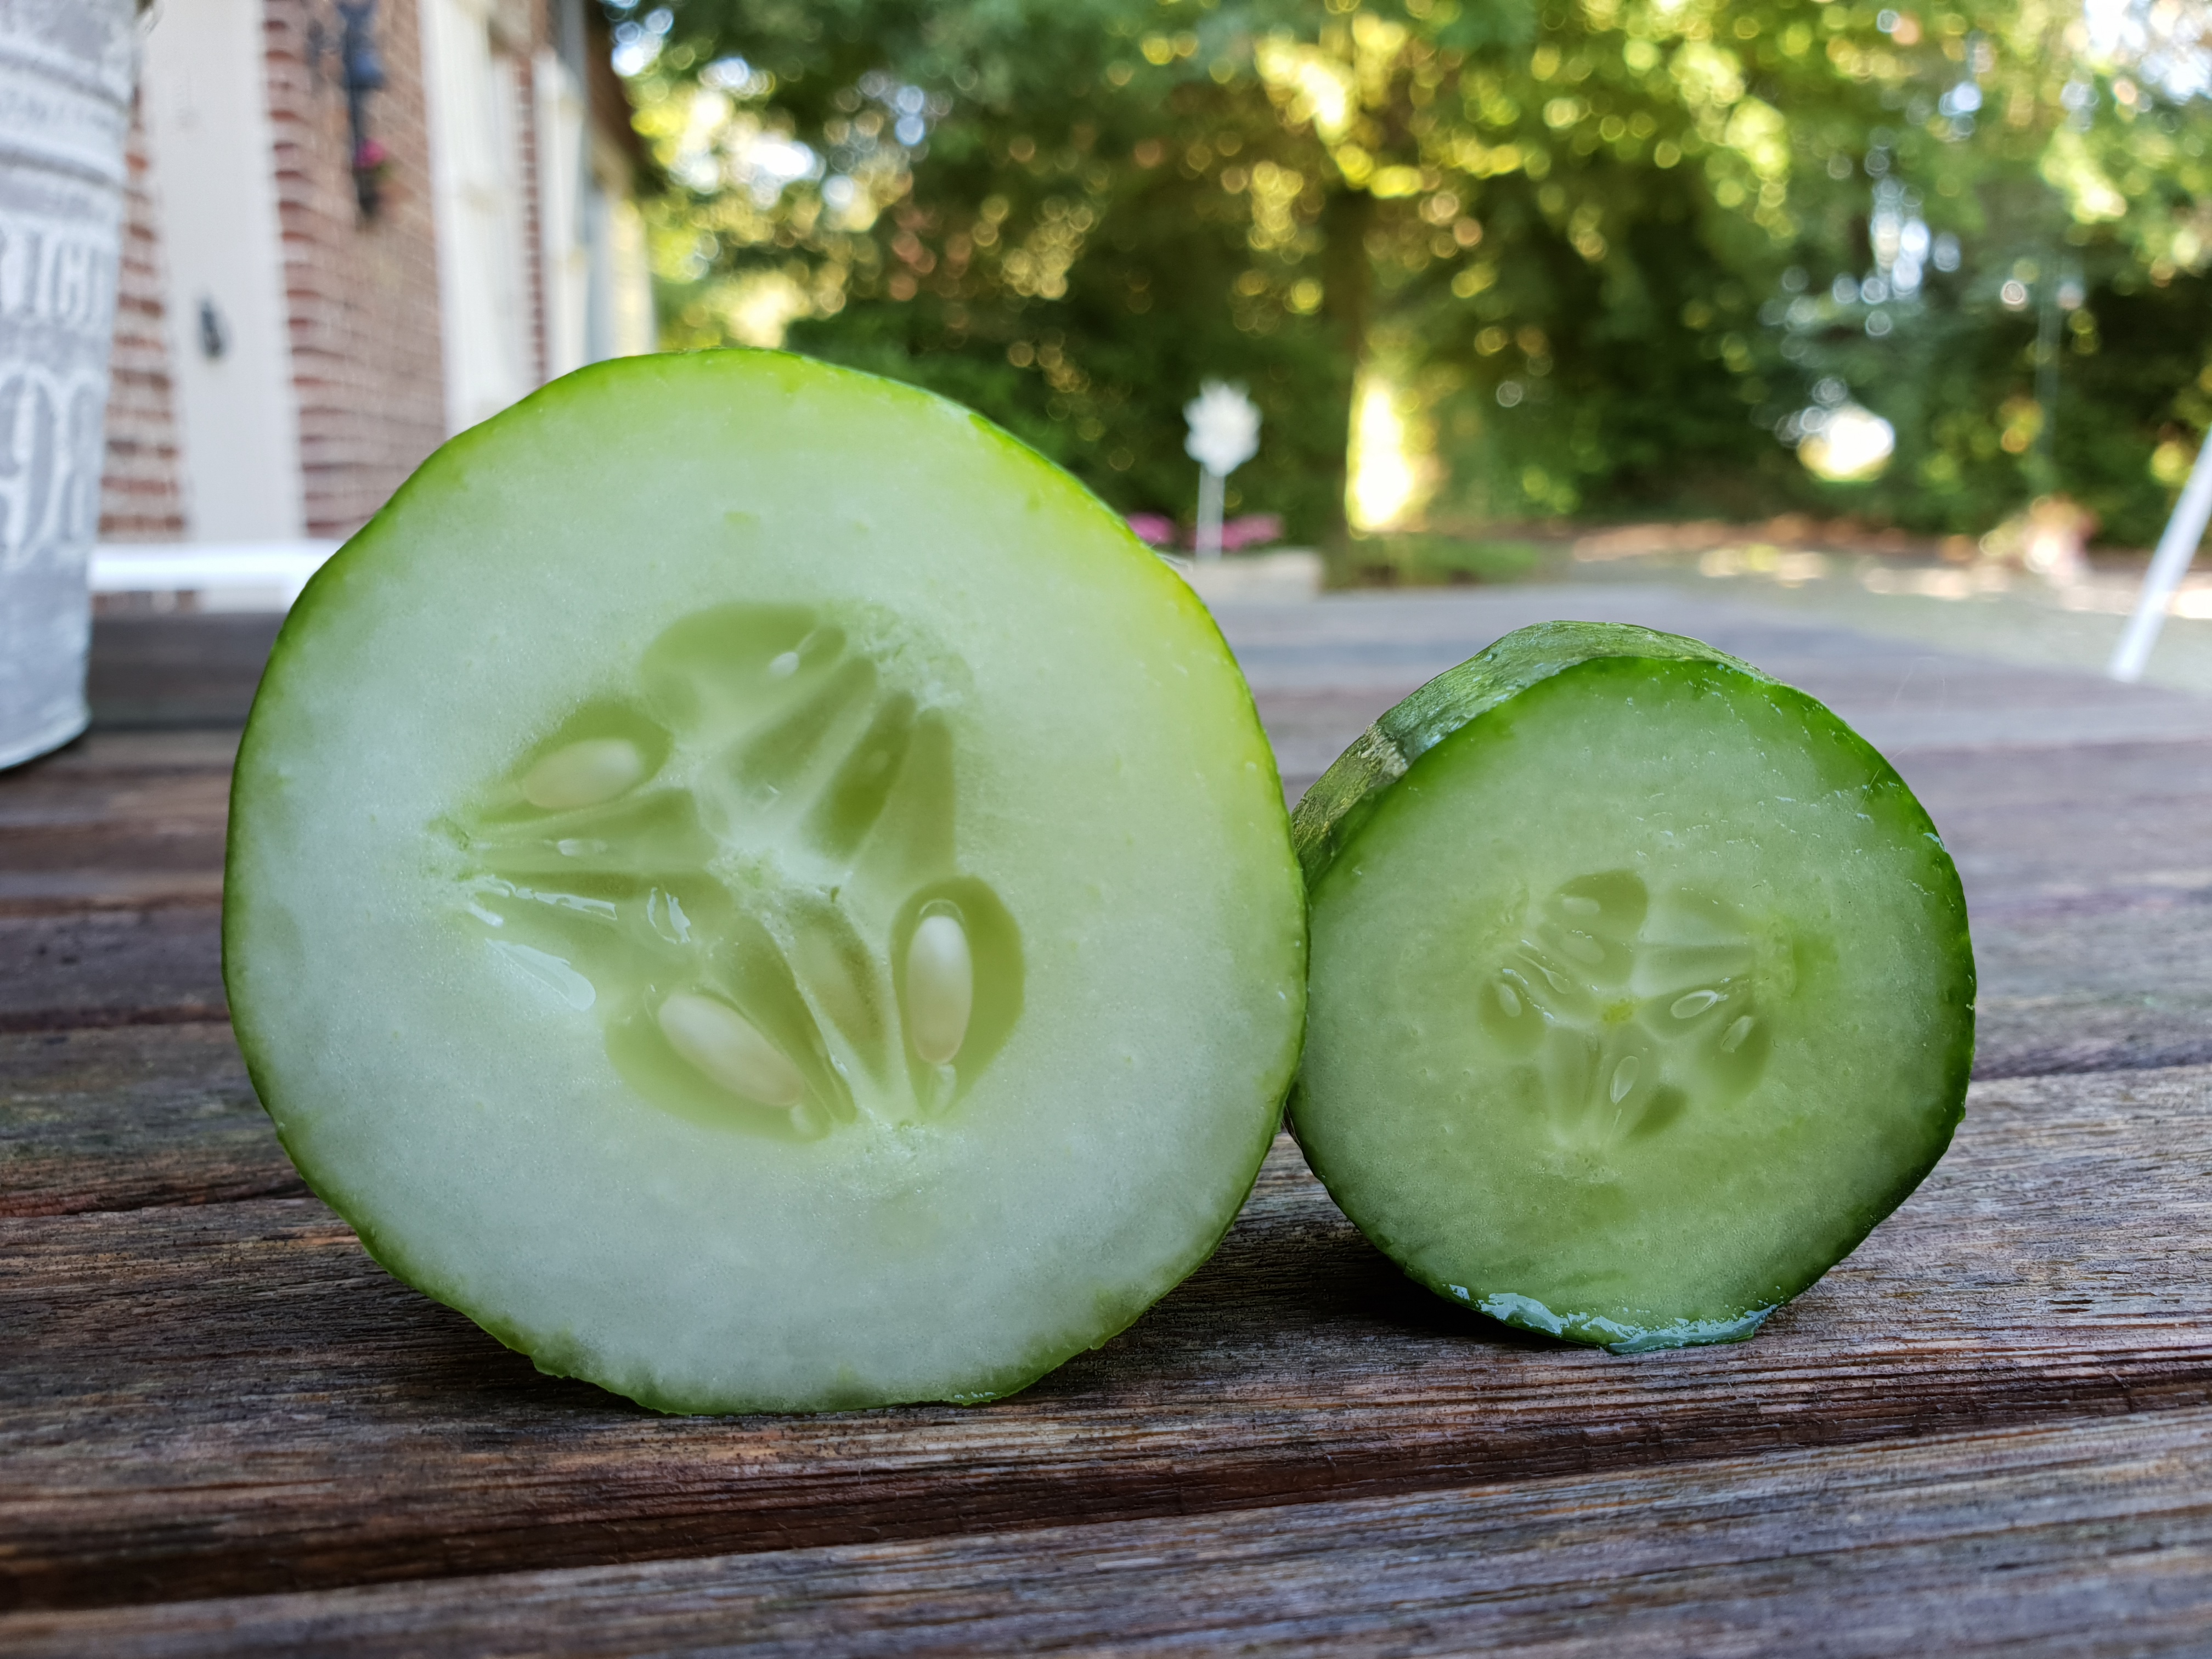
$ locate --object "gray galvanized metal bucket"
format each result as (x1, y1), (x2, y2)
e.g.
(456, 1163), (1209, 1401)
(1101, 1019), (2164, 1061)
(0, 0), (137, 768)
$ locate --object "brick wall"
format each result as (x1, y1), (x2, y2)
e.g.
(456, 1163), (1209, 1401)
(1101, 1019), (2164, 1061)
(517, 50), (546, 386)
(97, 99), (186, 543)
(93, 0), (633, 546)
(263, 0), (447, 540)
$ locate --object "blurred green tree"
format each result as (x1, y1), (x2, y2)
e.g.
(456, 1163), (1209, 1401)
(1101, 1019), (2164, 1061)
(617, 0), (2212, 546)
(628, 0), (1457, 544)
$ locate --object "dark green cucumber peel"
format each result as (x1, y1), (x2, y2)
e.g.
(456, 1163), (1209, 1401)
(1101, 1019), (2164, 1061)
(1289, 621), (1976, 1354)
(1290, 621), (1750, 891)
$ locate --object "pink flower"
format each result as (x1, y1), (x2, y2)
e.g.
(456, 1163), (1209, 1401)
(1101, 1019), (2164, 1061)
(1125, 512), (1177, 547)
(1218, 513), (1283, 552)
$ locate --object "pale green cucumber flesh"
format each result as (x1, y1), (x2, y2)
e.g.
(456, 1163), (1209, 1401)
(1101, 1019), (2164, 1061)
(224, 349), (1306, 1413)
(1290, 623), (1973, 1352)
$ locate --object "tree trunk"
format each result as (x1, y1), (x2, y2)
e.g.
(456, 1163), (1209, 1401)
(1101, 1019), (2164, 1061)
(1318, 185), (1373, 552)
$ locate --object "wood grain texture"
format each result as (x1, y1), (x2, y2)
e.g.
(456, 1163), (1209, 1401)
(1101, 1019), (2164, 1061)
(0, 1026), (303, 1216)
(7, 1399), (2209, 1657)
(0, 731), (232, 914)
(3, 989), (2196, 1233)
(0, 728), (234, 1028)
(83, 614), (281, 731)
(7, 600), (2211, 1646)
(0, 907), (225, 1031)
(1871, 740), (2212, 1078)
(3, 1066), (2208, 1611)
(14, 604), (2211, 1081)
(1221, 586), (2212, 775)
(0, 747), (232, 907)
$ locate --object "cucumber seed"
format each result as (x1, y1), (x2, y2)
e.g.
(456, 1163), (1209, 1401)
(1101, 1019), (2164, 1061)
(907, 911), (974, 1066)
(521, 738), (647, 811)
(658, 992), (807, 1107)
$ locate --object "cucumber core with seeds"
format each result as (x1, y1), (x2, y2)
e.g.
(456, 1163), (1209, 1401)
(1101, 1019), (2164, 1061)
(224, 350), (1306, 1413)
(1290, 622), (1974, 1352)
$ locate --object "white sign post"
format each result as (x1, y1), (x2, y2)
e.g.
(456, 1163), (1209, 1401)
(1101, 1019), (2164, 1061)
(1183, 381), (1260, 561)
(2111, 428), (2212, 682)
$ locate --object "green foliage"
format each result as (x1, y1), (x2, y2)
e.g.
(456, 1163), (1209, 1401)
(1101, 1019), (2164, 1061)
(1338, 532), (1554, 586)
(617, 0), (2212, 546)
(623, 0), (1537, 543)
(1775, 255), (2212, 546)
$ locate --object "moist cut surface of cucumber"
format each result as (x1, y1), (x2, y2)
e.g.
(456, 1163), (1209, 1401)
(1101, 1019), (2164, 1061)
(1290, 622), (1973, 1352)
(224, 350), (1305, 1413)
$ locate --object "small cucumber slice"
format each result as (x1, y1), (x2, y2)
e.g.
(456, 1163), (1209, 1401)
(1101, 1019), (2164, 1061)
(1290, 621), (1973, 1352)
(224, 350), (1305, 1413)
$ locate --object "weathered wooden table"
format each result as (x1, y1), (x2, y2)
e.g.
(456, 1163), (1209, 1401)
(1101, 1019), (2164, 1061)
(5, 589), (2211, 1655)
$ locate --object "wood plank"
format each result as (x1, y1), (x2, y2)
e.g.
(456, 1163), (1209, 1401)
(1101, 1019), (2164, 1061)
(0, 730), (235, 911)
(1900, 738), (2212, 885)
(3, 1066), (2208, 1611)
(0, 736), (2199, 1062)
(0, 726), (235, 1027)
(0, 844), (225, 911)
(2, 952), (2194, 1224)
(0, 960), (2190, 1221)
(3, 728), (240, 781)
(8, 1404), (2208, 1657)
(84, 614), (281, 731)
(1894, 738), (2212, 1075)
(2, 704), (2198, 1220)
(1219, 587), (2212, 758)
(0, 763), (230, 909)
(0, 1025), (302, 1217)
(0, 907), (226, 1032)
(9, 607), (2208, 1071)
(1227, 589), (2212, 791)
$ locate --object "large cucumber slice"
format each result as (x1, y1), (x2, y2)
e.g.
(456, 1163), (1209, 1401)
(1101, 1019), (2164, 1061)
(1290, 622), (1973, 1352)
(224, 350), (1305, 1413)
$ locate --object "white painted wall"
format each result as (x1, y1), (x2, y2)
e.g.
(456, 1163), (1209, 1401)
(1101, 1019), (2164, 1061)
(588, 132), (657, 360)
(138, 0), (304, 540)
(534, 46), (589, 379)
(420, 0), (534, 433)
